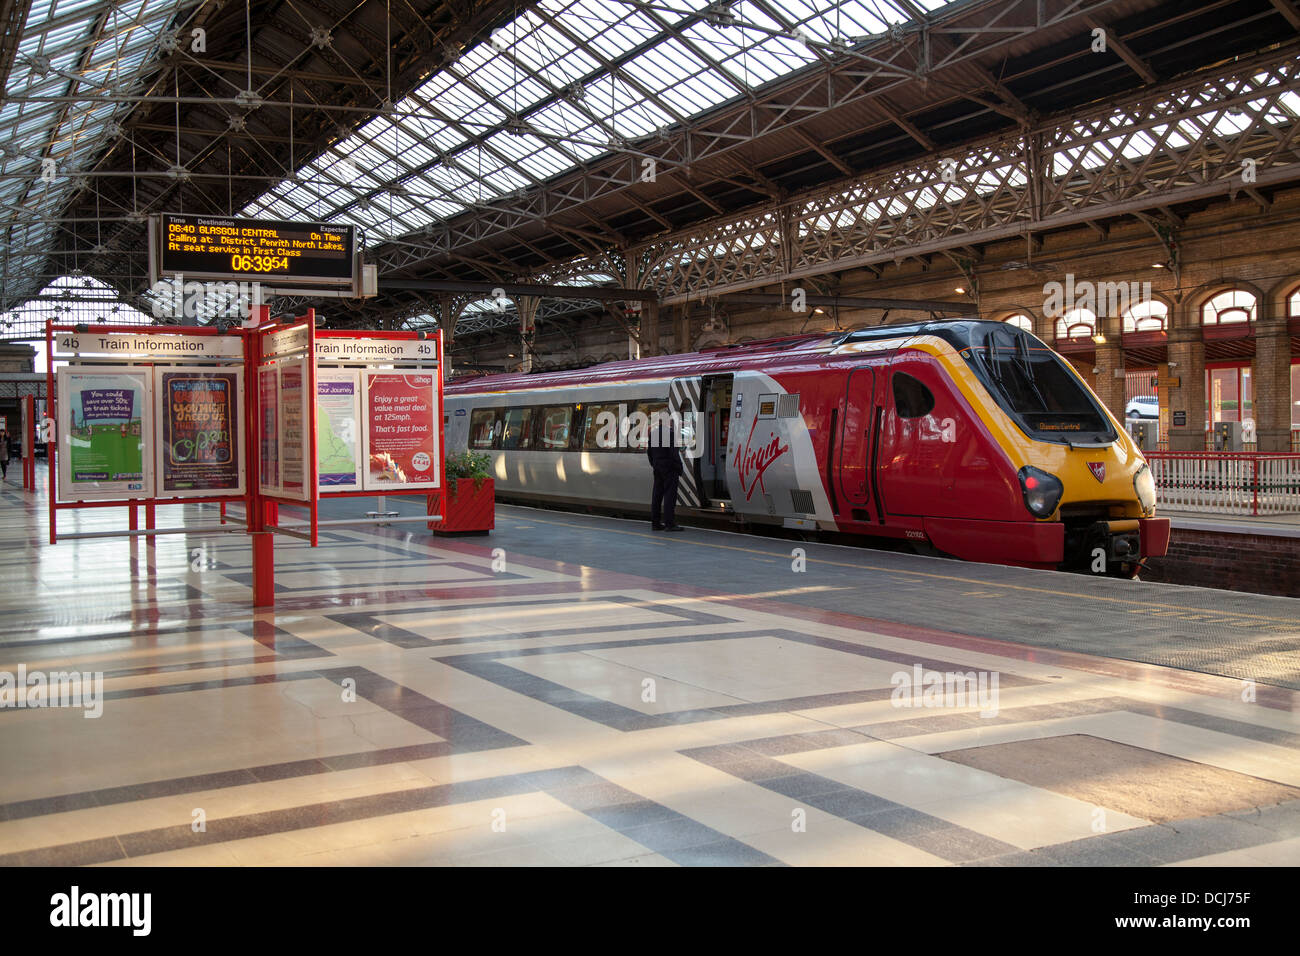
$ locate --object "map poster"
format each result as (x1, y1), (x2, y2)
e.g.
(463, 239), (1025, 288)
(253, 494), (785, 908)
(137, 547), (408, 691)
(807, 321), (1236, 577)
(316, 369), (361, 491)
(258, 366), (279, 493)
(363, 372), (439, 491)
(56, 366), (152, 501)
(156, 368), (244, 496)
(278, 360), (307, 499)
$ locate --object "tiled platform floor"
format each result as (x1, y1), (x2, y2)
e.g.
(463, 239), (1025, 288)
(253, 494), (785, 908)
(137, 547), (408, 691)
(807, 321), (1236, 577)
(1, 476), (1297, 866)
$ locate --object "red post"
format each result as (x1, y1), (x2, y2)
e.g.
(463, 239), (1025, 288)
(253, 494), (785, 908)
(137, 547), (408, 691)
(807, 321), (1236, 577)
(128, 504), (138, 531)
(252, 531), (275, 606)
(145, 502), (156, 551)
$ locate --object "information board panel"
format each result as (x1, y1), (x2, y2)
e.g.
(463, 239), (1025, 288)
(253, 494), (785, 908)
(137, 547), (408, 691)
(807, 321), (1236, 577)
(257, 361), (310, 501)
(155, 214), (355, 287)
(362, 372), (439, 491)
(155, 367), (246, 497)
(258, 366), (280, 494)
(56, 366), (153, 501)
(316, 369), (362, 492)
(53, 330), (243, 361)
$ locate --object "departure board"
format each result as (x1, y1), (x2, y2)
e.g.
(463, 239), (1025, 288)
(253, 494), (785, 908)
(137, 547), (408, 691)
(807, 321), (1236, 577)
(153, 214), (357, 287)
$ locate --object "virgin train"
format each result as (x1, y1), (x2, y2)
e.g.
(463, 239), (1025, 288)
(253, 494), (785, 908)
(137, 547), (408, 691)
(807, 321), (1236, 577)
(443, 318), (1170, 576)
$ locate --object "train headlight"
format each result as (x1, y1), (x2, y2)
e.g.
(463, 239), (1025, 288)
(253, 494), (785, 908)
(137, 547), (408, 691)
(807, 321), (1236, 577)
(1018, 466), (1063, 519)
(1133, 462), (1156, 515)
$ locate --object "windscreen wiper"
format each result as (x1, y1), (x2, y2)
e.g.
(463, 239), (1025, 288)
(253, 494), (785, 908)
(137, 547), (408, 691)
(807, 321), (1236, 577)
(1015, 334), (1050, 410)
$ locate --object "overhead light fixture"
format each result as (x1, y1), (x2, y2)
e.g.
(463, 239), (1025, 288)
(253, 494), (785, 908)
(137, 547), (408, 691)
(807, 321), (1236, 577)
(1091, 333), (1107, 345)
(954, 286), (966, 294)
(1152, 263), (1165, 269)
(813, 307), (825, 314)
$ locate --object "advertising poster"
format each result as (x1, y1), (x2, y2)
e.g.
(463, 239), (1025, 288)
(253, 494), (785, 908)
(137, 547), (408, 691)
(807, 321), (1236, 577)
(56, 366), (152, 501)
(279, 360), (307, 499)
(258, 366), (279, 493)
(156, 368), (244, 496)
(316, 369), (361, 491)
(363, 372), (439, 491)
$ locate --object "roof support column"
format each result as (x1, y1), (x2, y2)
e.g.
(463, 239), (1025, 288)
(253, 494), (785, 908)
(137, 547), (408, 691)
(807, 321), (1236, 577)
(516, 295), (540, 373)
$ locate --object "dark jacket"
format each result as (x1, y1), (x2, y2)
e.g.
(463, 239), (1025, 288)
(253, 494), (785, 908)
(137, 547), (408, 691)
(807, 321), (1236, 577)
(647, 416), (682, 471)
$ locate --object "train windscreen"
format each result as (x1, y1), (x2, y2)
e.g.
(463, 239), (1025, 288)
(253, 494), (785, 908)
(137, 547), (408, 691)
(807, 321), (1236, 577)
(963, 326), (1116, 444)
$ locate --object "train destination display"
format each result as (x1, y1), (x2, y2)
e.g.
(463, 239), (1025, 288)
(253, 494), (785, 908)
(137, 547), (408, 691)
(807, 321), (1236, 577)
(155, 214), (356, 287)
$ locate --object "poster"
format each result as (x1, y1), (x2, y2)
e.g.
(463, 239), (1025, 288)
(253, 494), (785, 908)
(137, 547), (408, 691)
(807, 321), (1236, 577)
(258, 366), (279, 493)
(317, 369), (361, 491)
(156, 367), (244, 496)
(363, 372), (439, 491)
(56, 366), (152, 501)
(279, 360), (307, 499)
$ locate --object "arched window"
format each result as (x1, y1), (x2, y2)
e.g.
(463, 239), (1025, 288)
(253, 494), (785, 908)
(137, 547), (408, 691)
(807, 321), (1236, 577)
(1287, 287), (1300, 319)
(1002, 312), (1033, 332)
(1201, 289), (1256, 325)
(1055, 308), (1097, 340)
(1122, 300), (1168, 333)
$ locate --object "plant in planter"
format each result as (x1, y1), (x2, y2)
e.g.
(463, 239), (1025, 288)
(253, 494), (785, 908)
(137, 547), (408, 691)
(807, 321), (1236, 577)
(428, 451), (495, 534)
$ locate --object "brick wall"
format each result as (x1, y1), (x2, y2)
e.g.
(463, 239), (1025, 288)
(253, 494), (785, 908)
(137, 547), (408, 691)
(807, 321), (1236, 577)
(1140, 528), (1300, 597)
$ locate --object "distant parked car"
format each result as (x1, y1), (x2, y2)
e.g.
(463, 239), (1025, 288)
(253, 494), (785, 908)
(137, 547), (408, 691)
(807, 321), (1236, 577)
(1126, 395), (1159, 419)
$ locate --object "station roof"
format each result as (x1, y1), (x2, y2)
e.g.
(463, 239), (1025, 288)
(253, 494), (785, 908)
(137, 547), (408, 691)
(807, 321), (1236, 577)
(1, 0), (1298, 338)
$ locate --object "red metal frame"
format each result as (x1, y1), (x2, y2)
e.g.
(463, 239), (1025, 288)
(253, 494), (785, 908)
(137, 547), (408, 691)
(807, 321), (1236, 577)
(43, 317), (445, 609)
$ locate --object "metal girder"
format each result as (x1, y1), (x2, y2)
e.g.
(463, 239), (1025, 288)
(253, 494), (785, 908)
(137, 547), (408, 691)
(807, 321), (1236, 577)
(370, 0), (1131, 277)
(377, 278), (653, 301)
(714, 293), (965, 313)
(632, 44), (1300, 305)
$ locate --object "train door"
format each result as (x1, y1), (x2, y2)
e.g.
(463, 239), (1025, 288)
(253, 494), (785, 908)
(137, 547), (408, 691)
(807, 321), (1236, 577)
(837, 367), (877, 515)
(668, 376), (706, 508)
(700, 374), (734, 503)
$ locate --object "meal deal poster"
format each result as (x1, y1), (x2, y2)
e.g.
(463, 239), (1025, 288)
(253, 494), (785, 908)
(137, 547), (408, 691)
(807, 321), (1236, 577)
(156, 368), (244, 496)
(56, 366), (153, 501)
(363, 372), (439, 491)
(316, 369), (361, 491)
(258, 366), (279, 493)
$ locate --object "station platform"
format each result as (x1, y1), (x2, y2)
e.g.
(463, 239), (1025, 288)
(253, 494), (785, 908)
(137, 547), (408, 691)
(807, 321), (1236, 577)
(1, 479), (1298, 867)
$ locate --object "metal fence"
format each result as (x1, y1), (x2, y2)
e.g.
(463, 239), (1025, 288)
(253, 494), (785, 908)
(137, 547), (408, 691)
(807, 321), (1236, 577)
(1145, 452), (1300, 516)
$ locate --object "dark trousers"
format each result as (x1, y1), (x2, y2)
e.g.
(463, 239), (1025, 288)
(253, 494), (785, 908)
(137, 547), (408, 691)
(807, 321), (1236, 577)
(650, 463), (680, 527)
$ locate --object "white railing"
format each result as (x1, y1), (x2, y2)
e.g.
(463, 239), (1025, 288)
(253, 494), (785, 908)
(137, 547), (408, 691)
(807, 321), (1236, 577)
(1146, 453), (1300, 516)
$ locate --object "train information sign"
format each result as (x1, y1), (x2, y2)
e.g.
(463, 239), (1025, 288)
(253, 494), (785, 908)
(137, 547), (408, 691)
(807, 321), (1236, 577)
(153, 214), (356, 288)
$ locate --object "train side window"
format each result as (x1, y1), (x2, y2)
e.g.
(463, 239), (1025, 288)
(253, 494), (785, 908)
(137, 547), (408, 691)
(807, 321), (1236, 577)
(469, 408), (501, 449)
(500, 407), (534, 450)
(631, 401), (668, 451)
(539, 406), (574, 450)
(582, 403), (622, 450)
(893, 372), (935, 419)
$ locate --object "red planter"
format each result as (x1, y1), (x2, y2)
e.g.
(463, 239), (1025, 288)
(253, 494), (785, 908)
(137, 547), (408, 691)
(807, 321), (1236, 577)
(427, 478), (494, 534)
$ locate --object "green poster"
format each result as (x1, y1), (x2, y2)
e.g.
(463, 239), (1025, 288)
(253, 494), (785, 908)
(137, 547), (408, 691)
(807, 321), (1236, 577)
(60, 369), (150, 499)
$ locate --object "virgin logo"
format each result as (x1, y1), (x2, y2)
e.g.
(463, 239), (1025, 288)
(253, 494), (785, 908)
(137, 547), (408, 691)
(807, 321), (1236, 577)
(733, 417), (790, 501)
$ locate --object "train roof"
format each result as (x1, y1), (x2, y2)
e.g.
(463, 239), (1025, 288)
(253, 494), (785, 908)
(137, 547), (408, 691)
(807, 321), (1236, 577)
(447, 316), (993, 392)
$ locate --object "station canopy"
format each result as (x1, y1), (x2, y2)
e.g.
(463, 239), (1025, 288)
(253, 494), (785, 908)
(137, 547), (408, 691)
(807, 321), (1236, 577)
(0, 0), (1295, 338)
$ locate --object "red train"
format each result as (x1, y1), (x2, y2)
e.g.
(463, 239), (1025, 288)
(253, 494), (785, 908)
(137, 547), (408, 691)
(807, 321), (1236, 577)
(445, 319), (1170, 576)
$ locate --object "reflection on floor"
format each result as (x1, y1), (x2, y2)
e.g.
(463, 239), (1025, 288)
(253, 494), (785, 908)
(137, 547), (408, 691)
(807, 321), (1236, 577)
(1, 486), (1298, 866)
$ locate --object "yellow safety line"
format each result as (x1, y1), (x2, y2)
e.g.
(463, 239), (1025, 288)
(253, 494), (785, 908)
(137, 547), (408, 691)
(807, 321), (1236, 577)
(499, 509), (1300, 627)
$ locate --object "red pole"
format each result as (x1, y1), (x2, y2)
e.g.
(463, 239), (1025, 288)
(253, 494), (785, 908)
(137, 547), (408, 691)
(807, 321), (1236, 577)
(246, 305), (274, 609)
(46, 321), (55, 544)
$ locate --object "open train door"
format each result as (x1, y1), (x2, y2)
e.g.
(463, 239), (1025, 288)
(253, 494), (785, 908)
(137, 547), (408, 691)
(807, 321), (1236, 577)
(836, 366), (878, 518)
(668, 376), (707, 508)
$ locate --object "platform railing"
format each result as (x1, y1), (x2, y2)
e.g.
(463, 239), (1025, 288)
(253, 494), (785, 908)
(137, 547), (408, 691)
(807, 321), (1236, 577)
(1145, 452), (1300, 516)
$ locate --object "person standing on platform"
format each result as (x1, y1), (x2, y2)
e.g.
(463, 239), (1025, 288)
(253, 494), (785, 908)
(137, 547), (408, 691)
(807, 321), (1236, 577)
(648, 411), (685, 532)
(0, 430), (9, 481)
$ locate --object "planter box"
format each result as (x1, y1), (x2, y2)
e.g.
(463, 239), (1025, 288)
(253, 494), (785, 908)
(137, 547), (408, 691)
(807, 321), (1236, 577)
(428, 478), (494, 534)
